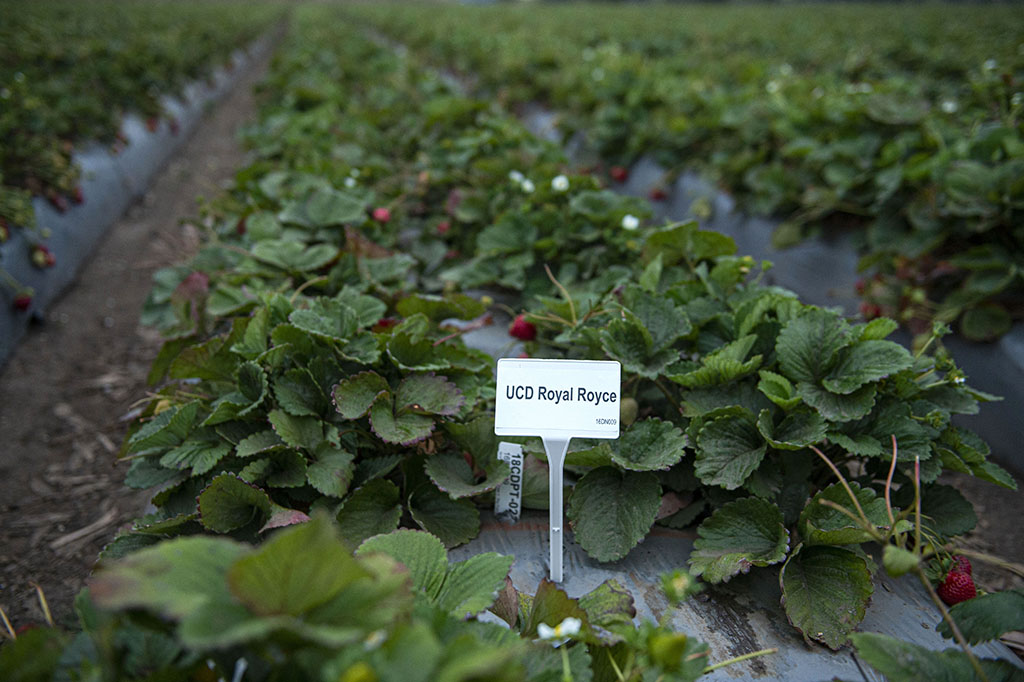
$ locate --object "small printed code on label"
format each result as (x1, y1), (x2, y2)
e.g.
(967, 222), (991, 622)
(595, 418), (617, 425)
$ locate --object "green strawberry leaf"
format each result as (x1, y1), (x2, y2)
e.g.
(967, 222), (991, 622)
(424, 452), (510, 499)
(251, 239), (339, 272)
(274, 367), (326, 417)
(395, 292), (487, 322)
(756, 409), (828, 450)
(408, 484), (480, 548)
(851, 632), (1024, 682)
(89, 535), (247, 623)
(277, 187), (365, 228)
(237, 361), (268, 405)
(197, 474), (272, 533)
(227, 515), (365, 617)
(235, 429), (284, 458)
(396, 372), (464, 416)
(521, 579), (590, 639)
(694, 414), (767, 489)
(435, 552), (515, 619)
(798, 382), (877, 422)
(288, 298), (359, 342)
(127, 402), (199, 455)
(609, 418), (688, 471)
(357, 529), (448, 598)
(577, 579), (636, 632)
(369, 398), (437, 446)
(567, 467), (661, 562)
(799, 482), (891, 546)
(937, 589), (1024, 644)
(776, 309), (850, 383)
(306, 446), (355, 498)
(822, 340), (913, 395)
(268, 409), (323, 451)
(333, 370), (390, 419)
(781, 545), (872, 650)
(757, 370), (801, 409)
(336, 479), (403, 550)
(387, 331), (453, 371)
(920, 484), (977, 538)
(689, 497), (789, 583)
(159, 435), (232, 477)
(600, 313), (678, 379)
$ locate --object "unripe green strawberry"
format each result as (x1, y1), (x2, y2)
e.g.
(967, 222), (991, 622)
(31, 245), (55, 268)
(620, 397), (639, 427)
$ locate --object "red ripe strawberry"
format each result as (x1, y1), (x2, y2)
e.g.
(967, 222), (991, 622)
(858, 301), (881, 320)
(146, 116), (159, 133)
(937, 570), (976, 606)
(951, 555), (972, 576)
(49, 193), (68, 213)
(610, 166), (629, 183)
(854, 277), (867, 295)
(13, 293), (32, 311)
(372, 207), (391, 223)
(235, 216), (247, 236)
(649, 187), (668, 201)
(71, 186), (84, 205)
(372, 317), (398, 332)
(436, 220), (451, 236)
(509, 314), (537, 341)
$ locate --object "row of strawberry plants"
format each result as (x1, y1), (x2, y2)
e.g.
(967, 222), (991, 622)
(3, 5), (1021, 680)
(127, 6), (1020, 671)
(346, 3), (1024, 342)
(0, 0), (282, 303)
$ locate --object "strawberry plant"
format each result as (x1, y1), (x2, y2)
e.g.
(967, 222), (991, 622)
(2, 516), (774, 682)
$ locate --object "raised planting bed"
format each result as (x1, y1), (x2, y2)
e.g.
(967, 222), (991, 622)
(2, 6), (1021, 681)
(0, 6), (282, 366)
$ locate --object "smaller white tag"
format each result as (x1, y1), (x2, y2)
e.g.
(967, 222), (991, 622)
(494, 442), (525, 524)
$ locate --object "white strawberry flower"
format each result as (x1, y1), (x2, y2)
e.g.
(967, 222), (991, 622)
(551, 175), (570, 192)
(941, 99), (958, 114)
(765, 80), (780, 94)
(344, 177), (357, 188)
(621, 214), (639, 231)
(984, 58), (997, 71)
(509, 170), (525, 183)
(521, 179), (535, 194)
(537, 616), (582, 647)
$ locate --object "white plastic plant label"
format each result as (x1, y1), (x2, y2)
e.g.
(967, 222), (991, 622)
(494, 441), (524, 523)
(494, 358), (621, 439)
(494, 358), (621, 582)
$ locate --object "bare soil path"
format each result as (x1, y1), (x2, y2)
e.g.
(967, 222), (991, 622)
(0, 44), (273, 629)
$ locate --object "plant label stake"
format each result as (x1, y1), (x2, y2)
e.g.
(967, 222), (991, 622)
(494, 358), (621, 582)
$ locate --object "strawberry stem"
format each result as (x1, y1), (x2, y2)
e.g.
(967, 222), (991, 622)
(702, 648), (777, 674)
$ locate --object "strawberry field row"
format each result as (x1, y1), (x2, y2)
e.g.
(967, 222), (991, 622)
(347, 3), (1024, 343)
(0, 0), (282, 312)
(3, 5), (1022, 681)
